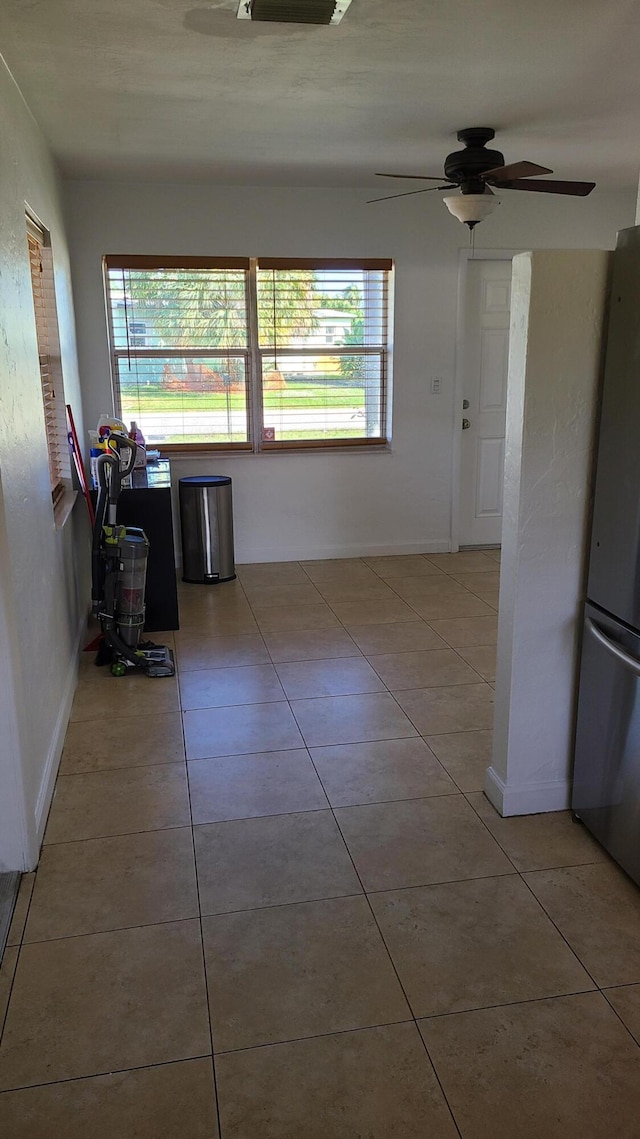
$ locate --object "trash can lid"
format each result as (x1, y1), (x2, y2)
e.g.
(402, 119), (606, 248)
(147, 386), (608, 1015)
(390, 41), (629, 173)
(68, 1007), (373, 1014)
(179, 475), (232, 487)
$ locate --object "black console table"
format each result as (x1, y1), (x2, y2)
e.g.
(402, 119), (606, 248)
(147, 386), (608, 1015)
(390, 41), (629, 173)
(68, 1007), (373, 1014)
(93, 459), (179, 632)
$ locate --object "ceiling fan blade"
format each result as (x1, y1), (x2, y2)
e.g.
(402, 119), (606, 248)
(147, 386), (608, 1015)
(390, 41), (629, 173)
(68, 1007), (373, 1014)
(375, 172), (454, 181)
(367, 185), (452, 203)
(504, 178), (596, 196)
(483, 161), (553, 181)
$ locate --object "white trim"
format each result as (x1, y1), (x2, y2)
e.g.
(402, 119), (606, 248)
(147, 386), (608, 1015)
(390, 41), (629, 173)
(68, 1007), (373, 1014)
(234, 539), (450, 564)
(484, 764), (571, 817)
(451, 248), (520, 552)
(34, 611), (87, 852)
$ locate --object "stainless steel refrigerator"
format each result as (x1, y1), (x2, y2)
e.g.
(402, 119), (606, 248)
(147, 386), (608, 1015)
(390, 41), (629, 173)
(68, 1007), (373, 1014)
(572, 225), (640, 884)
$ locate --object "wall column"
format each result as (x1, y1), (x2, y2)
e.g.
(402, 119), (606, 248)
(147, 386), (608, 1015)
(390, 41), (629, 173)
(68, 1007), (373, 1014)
(486, 250), (611, 816)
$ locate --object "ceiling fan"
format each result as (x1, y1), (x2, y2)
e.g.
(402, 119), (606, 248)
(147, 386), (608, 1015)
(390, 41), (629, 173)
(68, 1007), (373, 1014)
(369, 128), (596, 229)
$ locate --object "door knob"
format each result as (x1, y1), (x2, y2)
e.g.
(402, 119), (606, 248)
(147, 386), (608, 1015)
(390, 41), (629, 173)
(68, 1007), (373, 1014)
(462, 418), (471, 430)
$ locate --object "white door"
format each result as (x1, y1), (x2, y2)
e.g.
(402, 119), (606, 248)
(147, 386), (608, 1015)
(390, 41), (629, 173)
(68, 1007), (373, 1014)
(459, 259), (512, 547)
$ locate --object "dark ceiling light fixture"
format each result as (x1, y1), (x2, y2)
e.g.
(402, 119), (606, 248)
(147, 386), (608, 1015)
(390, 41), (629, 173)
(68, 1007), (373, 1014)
(369, 127), (596, 229)
(237, 0), (353, 24)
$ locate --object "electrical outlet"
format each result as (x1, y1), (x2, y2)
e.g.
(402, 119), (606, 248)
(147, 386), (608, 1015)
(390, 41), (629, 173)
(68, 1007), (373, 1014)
(431, 376), (441, 395)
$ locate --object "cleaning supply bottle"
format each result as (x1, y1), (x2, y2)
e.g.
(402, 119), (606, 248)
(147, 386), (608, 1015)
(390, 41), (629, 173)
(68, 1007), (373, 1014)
(97, 413), (127, 444)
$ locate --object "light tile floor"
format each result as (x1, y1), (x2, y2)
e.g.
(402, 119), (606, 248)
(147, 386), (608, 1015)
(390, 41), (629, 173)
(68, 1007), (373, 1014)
(2, 550), (640, 1136)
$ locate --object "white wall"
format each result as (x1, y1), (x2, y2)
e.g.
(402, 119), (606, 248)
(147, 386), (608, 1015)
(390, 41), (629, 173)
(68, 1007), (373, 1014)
(487, 250), (611, 816)
(64, 180), (634, 563)
(0, 57), (88, 869)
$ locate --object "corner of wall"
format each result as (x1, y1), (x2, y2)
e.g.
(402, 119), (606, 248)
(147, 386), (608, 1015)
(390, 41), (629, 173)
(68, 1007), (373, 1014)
(490, 249), (610, 816)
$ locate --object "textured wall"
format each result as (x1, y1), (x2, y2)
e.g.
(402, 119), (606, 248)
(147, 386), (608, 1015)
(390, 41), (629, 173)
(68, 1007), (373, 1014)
(488, 250), (611, 816)
(65, 180), (634, 562)
(0, 59), (88, 869)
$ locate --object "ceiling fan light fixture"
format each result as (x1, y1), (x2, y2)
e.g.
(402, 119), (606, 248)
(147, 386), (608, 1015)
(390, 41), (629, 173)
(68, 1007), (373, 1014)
(443, 192), (499, 230)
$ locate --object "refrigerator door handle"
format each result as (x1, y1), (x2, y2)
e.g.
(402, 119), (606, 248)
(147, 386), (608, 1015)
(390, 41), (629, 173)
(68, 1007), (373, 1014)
(585, 617), (640, 678)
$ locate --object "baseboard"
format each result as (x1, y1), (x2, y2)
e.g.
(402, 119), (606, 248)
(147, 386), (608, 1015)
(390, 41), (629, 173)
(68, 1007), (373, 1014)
(484, 765), (571, 817)
(230, 540), (451, 565)
(34, 612), (87, 850)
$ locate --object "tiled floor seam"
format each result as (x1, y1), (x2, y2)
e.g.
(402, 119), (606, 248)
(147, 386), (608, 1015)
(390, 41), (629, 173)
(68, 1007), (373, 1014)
(13, 560), (592, 1129)
(42, 822), (195, 847)
(0, 1053), (214, 1097)
(0, 939), (23, 1046)
(600, 988), (640, 1048)
(0, 873), (37, 1047)
(210, 1018), (415, 1056)
(298, 724), (465, 1139)
(516, 868), (612, 993)
(415, 986), (600, 1022)
(56, 758), (188, 779)
(485, 828), (610, 1006)
(236, 567), (437, 755)
(182, 703), (223, 1139)
(18, 914), (204, 948)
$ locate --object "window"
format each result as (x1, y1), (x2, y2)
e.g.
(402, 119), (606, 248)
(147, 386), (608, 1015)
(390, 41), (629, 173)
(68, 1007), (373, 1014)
(26, 216), (70, 507)
(104, 256), (392, 451)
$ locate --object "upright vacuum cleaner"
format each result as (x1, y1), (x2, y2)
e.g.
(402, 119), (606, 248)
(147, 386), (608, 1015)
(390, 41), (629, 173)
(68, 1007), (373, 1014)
(91, 433), (175, 678)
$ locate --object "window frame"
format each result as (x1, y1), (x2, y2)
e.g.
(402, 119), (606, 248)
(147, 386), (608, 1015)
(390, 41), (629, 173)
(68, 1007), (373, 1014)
(103, 255), (392, 454)
(26, 213), (72, 510)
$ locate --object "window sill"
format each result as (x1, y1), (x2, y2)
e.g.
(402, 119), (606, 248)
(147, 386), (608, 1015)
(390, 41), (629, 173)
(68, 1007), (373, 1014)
(53, 487), (78, 530)
(161, 444), (393, 460)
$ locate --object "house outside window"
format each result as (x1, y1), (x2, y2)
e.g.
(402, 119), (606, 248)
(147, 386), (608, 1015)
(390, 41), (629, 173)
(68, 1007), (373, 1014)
(104, 256), (392, 452)
(128, 320), (147, 347)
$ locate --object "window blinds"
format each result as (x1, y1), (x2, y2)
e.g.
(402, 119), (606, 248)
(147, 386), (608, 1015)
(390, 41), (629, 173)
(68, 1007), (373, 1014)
(27, 220), (69, 504)
(104, 258), (252, 450)
(104, 257), (392, 451)
(256, 260), (390, 447)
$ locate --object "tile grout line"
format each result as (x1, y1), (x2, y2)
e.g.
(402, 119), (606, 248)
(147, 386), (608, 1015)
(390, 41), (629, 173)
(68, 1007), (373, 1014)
(410, 986), (604, 1023)
(288, 601), (628, 1135)
(3, 560), (496, 1077)
(56, 758), (188, 780)
(0, 876), (36, 1046)
(256, 567), (480, 762)
(0, 1053), (216, 1098)
(460, 794), (634, 1030)
(184, 681), (490, 710)
(273, 557), (639, 1118)
(15, 856), (615, 947)
(180, 678), (225, 1139)
(515, 869), (621, 997)
(30, 556), (632, 1114)
(19, 913), (208, 948)
(367, 556), (497, 626)
(599, 989), (640, 1050)
(517, 873), (640, 1054)
(289, 686), (465, 1139)
(21, 555), (640, 1097)
(178, 563), (496, 677)
(211, 1018), (413, 1057)
(298, 560), (496, 743)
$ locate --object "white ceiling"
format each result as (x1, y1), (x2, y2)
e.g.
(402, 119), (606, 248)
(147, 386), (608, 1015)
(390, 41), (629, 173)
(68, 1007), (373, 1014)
(1, 0), (640, 190)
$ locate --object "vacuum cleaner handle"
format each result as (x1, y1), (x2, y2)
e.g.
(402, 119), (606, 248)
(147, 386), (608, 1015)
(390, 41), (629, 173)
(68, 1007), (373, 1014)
(91, 450), (119, 613)
(103, 433), (135, 520)
(109, 433), (137, 478)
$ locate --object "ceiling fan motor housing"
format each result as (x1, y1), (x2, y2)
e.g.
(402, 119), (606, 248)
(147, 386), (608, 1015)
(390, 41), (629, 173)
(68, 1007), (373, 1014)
(444, 127), (504, 193)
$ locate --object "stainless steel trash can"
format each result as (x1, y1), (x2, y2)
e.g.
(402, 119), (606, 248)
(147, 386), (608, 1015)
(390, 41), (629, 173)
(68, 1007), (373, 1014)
(179, 475), (236, 583)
